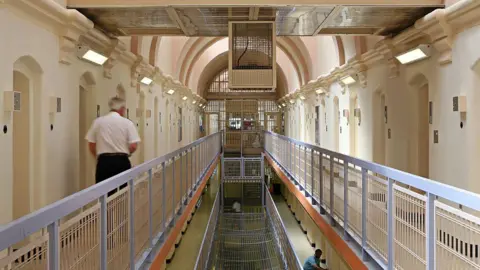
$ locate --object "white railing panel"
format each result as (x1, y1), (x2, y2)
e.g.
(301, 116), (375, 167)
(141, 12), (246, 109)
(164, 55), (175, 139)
(0, 132), (222, 270)
(264, 131), (480, 270)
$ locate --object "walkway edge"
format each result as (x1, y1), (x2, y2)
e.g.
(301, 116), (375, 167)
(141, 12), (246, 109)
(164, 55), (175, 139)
(149, 154), (220, 270)
(264, 153), (368, 270)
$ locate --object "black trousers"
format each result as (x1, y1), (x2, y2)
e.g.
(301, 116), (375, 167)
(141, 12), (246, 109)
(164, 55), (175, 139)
(96, 154), (131, 197)
(96, 154), (131, 248)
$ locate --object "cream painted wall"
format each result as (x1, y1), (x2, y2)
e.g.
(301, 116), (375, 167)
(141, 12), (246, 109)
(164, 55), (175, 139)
(277, 49), (300, 92)
(169, 36), (190, 75)
(140, 36), (154, 63)
(300, 37), (339, 78)
(157, 37), (174, 76)
(285, 23), (480, 197)
(188, 38), (229, 93)
(0, 6), (199, 224)
(341, 36), (357, 61)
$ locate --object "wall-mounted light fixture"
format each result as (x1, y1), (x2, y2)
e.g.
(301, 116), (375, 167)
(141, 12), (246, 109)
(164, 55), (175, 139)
(182, 96), (188, 101)
(289, 100), (295, 104)
(140, 76), (153, 85)
(395, 44), (431, 65)
(78, 46), (108, 65)
(192, 100), (197, 104)
(278, 105), (282, 109)
(340, 75), (357, 85)
(167, 89), (175, 95)
(282, 103), (286, 107)
(299, 95), (306, 100)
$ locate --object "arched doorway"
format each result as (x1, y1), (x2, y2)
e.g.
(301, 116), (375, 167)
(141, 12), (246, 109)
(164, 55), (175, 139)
(408, 74), (430, 179)
(417, 84), (429, 178)
(333, 96), (340, 152)
(79, 72), (96, 191)
(138, 91), (146, 164)
(12, 56), (43, 220)
(349, 95), (358, 156)
(165, 99), (170, 154)
(372, 91), (386, 165)
(154, 96), (159, 157)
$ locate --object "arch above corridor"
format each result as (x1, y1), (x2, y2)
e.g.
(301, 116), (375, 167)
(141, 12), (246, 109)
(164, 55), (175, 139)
(174, 36), (314, 90)
(196, 51), (289, 99)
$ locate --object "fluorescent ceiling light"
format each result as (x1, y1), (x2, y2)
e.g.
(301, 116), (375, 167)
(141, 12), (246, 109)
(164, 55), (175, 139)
(395, 45), (431, 65)
(299, 95), (306, 100)
(182, 96), (188, 101)
(341, 75), (356, 85)
(282, 103), (286, 107)
(140, 77), (153, 85)
(167, 89), (175, 95)
(316, 89), (323, 94)
(289, 100), (295, 104)
(82, 50), (108, 65)
(278, 105), (282, 109)
(192, 100), (196, 104)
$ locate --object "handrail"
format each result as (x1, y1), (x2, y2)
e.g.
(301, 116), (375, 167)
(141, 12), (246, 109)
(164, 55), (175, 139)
(265, 186), (303, 270)
(0, 131), (222, 269)
(264, 130), (480, 211)
(194, 192), (220, 270)
(264, 130), (480, 270)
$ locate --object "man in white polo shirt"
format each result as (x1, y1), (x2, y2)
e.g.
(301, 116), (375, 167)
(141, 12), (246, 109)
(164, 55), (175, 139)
(86, 97), (141, 196)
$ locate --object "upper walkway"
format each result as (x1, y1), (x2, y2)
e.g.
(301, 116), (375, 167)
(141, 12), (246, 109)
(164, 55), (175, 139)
(1, 130), (480, 270)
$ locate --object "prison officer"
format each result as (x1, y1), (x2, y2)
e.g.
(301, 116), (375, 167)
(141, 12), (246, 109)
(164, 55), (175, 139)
(86, 97), (141, 196)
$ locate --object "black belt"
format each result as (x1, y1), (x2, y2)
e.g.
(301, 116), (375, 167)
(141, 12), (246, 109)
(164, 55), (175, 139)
(99, 153), (129, 157)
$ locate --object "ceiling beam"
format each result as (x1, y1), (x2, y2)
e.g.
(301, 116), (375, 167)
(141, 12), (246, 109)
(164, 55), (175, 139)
(313, 6), (343, 36)
(166, 7), (190, 36)
(67, 0), (443, 8)
(249, 7), (260, 20)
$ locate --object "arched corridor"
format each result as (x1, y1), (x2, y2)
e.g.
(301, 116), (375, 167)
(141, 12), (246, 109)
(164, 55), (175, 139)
(3, 1), (480, 270)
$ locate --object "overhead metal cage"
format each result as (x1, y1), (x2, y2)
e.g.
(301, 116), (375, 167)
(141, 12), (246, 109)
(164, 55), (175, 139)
(229, 21), (277, 90)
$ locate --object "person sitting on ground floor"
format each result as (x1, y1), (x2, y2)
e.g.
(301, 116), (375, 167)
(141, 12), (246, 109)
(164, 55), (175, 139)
(303, 249), (327, 270)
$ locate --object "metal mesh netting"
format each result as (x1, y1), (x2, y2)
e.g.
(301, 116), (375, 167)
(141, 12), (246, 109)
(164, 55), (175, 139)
(232, 23), (273, 70)
(211, 213), (283, 270)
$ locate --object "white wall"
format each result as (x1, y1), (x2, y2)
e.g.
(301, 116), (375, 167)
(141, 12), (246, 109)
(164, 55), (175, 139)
(0, 6), (199, 224)
(285, 23), (480, 196)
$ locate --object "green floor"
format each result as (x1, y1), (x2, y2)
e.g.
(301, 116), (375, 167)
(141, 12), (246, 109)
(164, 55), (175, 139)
(166, 181), (219, 270)
(272, 195), (314, 265)
(166, 191), (312, 269)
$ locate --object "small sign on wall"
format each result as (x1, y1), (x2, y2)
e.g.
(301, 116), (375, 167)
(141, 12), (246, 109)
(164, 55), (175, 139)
(429, 101), (433, 124)
(57, 97), (62, 113)
(388, 128), (391, 139)
(434, 130), (439, 143)
(159, 112), (162, 132)
(97, 105), (100, 117)
(384, 106), (388, 124)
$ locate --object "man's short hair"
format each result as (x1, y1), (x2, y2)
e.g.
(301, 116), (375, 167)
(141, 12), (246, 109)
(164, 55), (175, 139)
(315, 249), (322, 254)
(109, 97), (126, 111)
